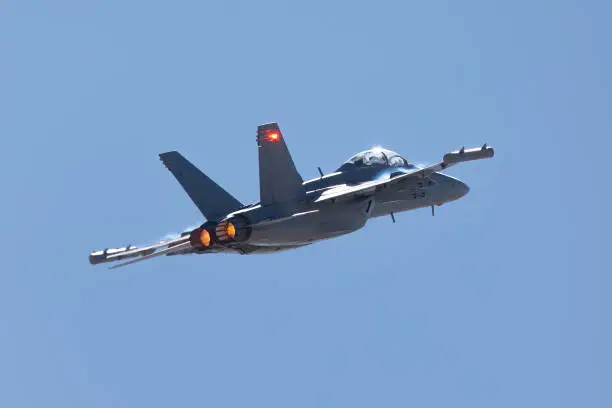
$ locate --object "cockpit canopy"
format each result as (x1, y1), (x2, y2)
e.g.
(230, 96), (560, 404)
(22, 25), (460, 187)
(337, 148), (413, 171)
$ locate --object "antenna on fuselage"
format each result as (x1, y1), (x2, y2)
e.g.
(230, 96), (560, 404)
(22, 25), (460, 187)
(317, 167), (324, 178)
(390, 213), (396, 223)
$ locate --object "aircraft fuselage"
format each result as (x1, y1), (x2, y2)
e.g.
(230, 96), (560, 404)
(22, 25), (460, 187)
(223, 166), (470, 248)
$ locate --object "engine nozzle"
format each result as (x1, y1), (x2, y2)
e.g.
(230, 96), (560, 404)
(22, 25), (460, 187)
(215, 217), (251, 243)
(189, 226), (213, 249)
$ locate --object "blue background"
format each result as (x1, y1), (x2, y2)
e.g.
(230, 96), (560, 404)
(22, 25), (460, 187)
(1, 1), (610, 407)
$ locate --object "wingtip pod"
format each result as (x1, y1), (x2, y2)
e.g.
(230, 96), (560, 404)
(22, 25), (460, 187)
(88, 237), (191, 266)
(89, 246), (155, 265)
(443, 145), (494, 165)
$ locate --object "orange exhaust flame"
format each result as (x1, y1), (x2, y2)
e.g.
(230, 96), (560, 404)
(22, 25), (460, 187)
(200, 229), (211, 247)
(226, 222), (236, 239)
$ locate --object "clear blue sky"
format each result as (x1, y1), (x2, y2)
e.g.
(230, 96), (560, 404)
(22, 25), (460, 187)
(1, 1), (610, 407)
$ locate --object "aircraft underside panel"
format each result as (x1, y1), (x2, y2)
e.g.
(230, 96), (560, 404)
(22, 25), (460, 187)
(370, 185), (428, 217)
(166, 243), (308, 255)
(247, 197), (373, 246)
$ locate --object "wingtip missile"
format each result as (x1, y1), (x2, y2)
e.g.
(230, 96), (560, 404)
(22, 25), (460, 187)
(89, 245), (155, 265)
(443, 145), (494, 165)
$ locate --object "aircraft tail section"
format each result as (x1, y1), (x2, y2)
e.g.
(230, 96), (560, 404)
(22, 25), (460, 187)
(257, 123), (305, 205)
(159, 151), (243, 220)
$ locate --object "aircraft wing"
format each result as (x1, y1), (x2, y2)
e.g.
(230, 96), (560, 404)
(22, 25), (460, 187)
(89, 235), (192, 268)
(108, 241), (193, 269)
(314, 145), (494, 204)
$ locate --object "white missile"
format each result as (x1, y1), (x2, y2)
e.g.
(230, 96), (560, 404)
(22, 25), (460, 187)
(89, 236), (190, 265)
(443, 144), (494, 165)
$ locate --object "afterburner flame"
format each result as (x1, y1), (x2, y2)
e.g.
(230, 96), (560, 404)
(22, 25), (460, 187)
(200, 229), (211, 247)
(226, 222), (236, 239)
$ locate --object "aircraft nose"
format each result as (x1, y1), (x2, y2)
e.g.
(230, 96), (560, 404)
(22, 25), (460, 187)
(458, 180), (470, 197)
(452, 179), (470, 198)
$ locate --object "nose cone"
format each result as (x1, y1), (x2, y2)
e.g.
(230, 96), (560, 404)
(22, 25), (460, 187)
(445, 178), (469, 202)
(434, 174), (470, 204)
(454, 179), (470, 198)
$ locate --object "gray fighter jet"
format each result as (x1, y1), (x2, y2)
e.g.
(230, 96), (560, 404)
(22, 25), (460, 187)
(89, 122), (494, 268)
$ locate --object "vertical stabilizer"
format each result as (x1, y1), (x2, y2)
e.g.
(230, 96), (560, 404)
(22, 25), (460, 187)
(257, 123), (305, 205)
(159, 151), (243, 220)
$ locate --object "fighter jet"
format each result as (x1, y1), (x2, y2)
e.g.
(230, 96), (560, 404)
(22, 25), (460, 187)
(89, 122), (494, 268)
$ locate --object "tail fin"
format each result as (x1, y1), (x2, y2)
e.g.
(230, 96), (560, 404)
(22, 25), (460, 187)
(257, 123), (305, 205)
(159, 151), (243, 220)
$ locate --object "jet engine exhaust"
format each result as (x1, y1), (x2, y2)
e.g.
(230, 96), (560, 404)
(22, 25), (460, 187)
(215, 217), (251, 243)
(189, 226), (212, 249)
